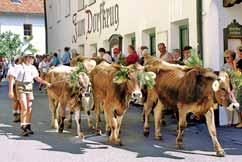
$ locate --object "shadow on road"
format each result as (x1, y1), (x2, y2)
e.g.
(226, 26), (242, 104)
(0, 82), (242, 160)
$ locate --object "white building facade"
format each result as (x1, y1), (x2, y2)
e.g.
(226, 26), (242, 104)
(46, 0), (242, 70)
(0, 0), (46, 55)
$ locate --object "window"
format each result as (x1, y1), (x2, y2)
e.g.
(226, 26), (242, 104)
(78, 0), (85, 11)
(89, 0), (96, 6)
(79, 44), (85, 56)
(77, 19), (85, 37)
(131, 35), (136, 49)
(65, 0), (71, 17)
(150, 33), (156, 56)
(24, 24), (32, 36)
(179, 25), (189, 51)
(56, 0), (61, 23)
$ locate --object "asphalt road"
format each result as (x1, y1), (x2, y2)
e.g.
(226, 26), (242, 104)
(0, 81), (242, 162)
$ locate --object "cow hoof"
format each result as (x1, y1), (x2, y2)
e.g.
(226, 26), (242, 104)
(106, 130), (111, 136)
(161, 120), (167, 126)
(66, 122), (72, 129)
(216, 150), (225, 157)
(78, 133), (85, 140)
(95, 129), (102, 136)
(176, 144), (184, 150)
(58, 127), (64, 133)
(119, 141), (123, 146)
(155, 135), (162, 141)
(108, 139), (122, 146)
(143, 131), (150, 137)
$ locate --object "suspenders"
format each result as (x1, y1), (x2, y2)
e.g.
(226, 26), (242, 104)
(21, 64), (26, 83)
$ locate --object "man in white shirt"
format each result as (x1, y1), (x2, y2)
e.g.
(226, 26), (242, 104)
(38, 55), (49, 92)
(158, 43), (169, 61)
(98, 48), (112, 63)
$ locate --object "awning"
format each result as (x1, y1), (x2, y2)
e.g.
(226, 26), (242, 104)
(224, 0), (242, 7)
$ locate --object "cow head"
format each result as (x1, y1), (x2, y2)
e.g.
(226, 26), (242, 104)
(113, 64), (156, 103)
(78, 72), (92, 97)
(212, 71), (240, 111)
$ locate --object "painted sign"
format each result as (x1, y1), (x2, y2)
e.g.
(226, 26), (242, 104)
(225, 19), (242, 38)
(72, 1), (119, 43)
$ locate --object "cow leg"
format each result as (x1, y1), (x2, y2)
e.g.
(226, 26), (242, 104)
(48, 97), (58, 129)
(82, 96), (93, 129)
(104, 104), (120, 145)
(75, 109), (84, 139)
(57, 102), (66, 133)
(205, 108), (225, 157)
(93, 97), (102, 135)
(176, 108), (187, 149)
(104, 109), (111, 136)
(66, 111), (73, 129)
(143, 100), (154, 137)
(115, 108), (126, 139)
(154, 100), (163, 140)
(94, 103), (102, 135)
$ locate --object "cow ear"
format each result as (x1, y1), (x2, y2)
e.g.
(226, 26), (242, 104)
(147, 72), (156, 79)
(212, 80), (220, 92)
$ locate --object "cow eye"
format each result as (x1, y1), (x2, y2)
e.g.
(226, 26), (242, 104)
(221, 88), (226, 91)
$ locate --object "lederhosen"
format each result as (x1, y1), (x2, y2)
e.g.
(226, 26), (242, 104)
(15, 65), (33, 100)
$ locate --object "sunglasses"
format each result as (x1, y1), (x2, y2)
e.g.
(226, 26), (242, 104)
(26, 56), (35, 59)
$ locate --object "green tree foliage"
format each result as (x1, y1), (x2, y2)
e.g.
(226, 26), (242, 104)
(0, 31), (38, 59)
(0, 31), (22, 58)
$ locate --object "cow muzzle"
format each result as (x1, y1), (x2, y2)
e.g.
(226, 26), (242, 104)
(227, 102), (240, 111)
(131, 91), (142, 102)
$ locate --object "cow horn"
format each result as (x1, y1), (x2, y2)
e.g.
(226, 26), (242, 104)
(112, 63), (121, 69)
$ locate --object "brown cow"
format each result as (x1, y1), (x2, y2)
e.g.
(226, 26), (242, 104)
(143, 57), (239, 157)
(90, 62), (150, 145)
(45, 65), (93, 138)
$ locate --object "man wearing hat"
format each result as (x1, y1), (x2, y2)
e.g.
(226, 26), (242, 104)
(112, 48), (125, 64)
(8, 52), (51, 136)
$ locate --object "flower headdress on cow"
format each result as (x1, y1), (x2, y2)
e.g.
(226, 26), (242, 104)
(113, 63), (156, 88)
(70, 62), (87, 95)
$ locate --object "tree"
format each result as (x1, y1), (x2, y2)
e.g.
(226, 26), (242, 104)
(0, 31), (38, 59)
(0, 31), (22, 59)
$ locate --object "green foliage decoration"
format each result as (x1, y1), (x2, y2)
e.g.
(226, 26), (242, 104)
(137, 72), (156, 89)
(113, 65), (156, 88)
(113, 66), (129, 84)
(70, 62), (86, 90)
(185, 49), (203, 67)
(229, 71), (242, 104)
